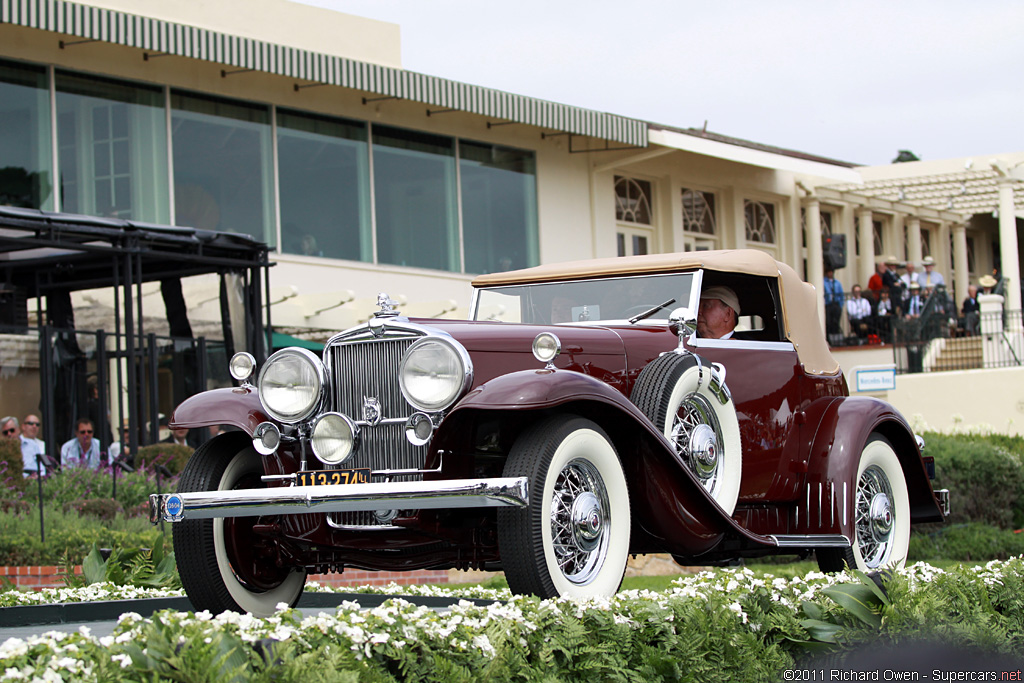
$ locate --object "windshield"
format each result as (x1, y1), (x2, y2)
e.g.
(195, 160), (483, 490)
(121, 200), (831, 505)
(472, 272), (696, 324)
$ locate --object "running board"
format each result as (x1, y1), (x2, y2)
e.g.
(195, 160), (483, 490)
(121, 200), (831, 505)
(769, 534), (850, 549)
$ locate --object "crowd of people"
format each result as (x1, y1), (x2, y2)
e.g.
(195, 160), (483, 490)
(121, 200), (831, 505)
(826, 256), (1006, 348)
(1, 413), (203, 478)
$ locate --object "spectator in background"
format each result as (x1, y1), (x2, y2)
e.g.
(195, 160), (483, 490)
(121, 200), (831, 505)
(21, 414), (44, 455)
(905, 282), (924, 318)
(61, 418), (102, 470)
(2, 416), (46, 476)
(978, 274), (997, 294)
(867, 260), (887, 299)
(921, 256), (945, 287)
(846, 285), (872, 339)
(823, 268), (844, 338)
(875, 289), (893, 342)
(162, 425), (191, 447)
(900, 260), (922, 292)
(883, 256), (905, 315)
(962, 285), (980, 335)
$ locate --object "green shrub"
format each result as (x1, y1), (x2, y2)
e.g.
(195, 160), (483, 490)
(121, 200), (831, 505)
(0, 437), (28, 496)
(17, 463), (176, 512)
(0, 505), (169, 565)
(63, 497), (124, 521)
(136, 443), (194, 476)
(920, 431), (1024, 529)
(910, 522), (1024, 562)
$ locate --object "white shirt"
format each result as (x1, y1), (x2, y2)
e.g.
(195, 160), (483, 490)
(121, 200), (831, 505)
(922, 269), (945, 287)
(846, 297), (871, 320)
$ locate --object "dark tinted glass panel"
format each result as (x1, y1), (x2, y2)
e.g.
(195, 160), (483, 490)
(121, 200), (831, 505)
(171, 91), (273, 243)
(55, 71), (167, 221)
(460, 141), (538, 274)
(372, 125), (457, 271)
(277, 109), (370, 261)
(0, 59), (53, 209)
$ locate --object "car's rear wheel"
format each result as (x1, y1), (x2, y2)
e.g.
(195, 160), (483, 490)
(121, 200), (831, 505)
(174, 434), (306, 616)
(817, 435), (910, 573)
(497, 416), (630, 599)
(631, 352), (742, 515)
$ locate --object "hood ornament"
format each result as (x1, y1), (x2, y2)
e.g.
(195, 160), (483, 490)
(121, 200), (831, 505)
(374, 292), (400, 318)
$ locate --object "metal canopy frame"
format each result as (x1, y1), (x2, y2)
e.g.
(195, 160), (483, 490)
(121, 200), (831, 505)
(0, 205), (271, 465)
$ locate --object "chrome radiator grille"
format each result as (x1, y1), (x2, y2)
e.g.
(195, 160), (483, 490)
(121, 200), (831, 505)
(326, 336), (424, 528)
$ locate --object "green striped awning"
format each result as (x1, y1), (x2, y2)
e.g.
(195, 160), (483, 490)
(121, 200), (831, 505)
(0, 0), (648, 147)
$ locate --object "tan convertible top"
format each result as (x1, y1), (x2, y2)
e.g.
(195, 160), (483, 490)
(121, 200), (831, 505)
(472, 249), (840, 375)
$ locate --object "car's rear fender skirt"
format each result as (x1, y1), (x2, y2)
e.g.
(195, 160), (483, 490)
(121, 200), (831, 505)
(443, 368), (777, 556)
(171, 387), (268, 437)
(803, 396), (945, 539)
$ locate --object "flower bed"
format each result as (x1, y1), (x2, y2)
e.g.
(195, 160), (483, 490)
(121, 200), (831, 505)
(2, 559), (1023, 681)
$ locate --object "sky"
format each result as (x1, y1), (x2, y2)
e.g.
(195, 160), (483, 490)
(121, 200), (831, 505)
(295, 0), (1023, 167)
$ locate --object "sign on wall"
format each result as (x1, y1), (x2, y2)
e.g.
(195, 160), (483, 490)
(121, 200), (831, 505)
(852, 365), (897, 393)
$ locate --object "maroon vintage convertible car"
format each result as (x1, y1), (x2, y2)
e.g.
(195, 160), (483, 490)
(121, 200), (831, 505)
(151, 249), (949, 615)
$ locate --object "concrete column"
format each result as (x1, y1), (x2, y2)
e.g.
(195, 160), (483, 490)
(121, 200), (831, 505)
(907, 216), (923, 268)
(858, 207), (874, 286)
(997, 178), (1022, 313)
(804, 197), (825, 332)
(953, 223), (970, 305)
(938, 220), (952, 279)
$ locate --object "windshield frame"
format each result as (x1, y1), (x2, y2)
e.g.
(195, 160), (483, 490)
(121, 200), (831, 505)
(470, 270), (702, 325)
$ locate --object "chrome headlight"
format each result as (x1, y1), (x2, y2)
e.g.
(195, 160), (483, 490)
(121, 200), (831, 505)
(399, 337), (472, 412)
(311, 413), (357, 465)
(257, 347), (325, 423)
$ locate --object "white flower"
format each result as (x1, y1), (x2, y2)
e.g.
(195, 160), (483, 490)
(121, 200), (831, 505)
(111, 653), (132, 668)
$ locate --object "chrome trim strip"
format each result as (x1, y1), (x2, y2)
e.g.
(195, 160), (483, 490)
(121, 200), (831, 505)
(150, 477), (529, 522)
(689, 338), (796, 352)
(770, 534), (851, 548)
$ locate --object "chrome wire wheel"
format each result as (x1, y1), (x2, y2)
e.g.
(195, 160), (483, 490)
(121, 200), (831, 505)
(817, 435), (910, 574)
(854, 464), (897, 569)
(498, 416), (631, 599)
(549, 458), (611, 585)
(669, 392), (725, 498)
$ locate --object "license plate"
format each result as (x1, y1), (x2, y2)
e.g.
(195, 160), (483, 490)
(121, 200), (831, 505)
(295, 469), (370, 486)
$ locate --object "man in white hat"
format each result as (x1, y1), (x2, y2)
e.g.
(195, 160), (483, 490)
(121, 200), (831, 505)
(697, 286), (740, 339)
(921, 256), (945, 287)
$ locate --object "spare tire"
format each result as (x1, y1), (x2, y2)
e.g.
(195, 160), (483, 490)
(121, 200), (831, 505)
(631, 352), (742, 514)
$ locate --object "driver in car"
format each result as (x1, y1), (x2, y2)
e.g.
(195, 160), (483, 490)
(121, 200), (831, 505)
(697, 286), (740, 339)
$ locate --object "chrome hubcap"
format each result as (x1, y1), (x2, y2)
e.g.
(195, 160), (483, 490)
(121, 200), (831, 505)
(670, 393), (723, 494)
(550, 459), (610, 585)
(855, 464), (896, 568)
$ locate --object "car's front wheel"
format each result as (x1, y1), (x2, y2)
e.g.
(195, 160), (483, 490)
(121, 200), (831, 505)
(497, 416), (631, 599)
(173, 434), (307, 616)
(817, 435), (911, 573)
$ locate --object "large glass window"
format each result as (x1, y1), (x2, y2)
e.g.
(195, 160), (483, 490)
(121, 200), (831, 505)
(681, 188), (716, 235)
(0, 59), (53, 209)
(372, 125), (458, 271)
(277, 109), (370, 261)
(460, 141), (537, 274)
(55, 71), (168, 222)
(171, 91), (273, 244)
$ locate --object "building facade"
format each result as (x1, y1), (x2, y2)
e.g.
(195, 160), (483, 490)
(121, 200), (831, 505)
(2, 0), (1024, 431)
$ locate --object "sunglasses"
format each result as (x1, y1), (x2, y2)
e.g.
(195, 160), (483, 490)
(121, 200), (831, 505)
(24, 421), (39, 426)
(78, 429), (93, 435)
(2, 428), (15, 435)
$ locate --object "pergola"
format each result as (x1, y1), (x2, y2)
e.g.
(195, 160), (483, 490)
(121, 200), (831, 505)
(0, 205), (271, 461)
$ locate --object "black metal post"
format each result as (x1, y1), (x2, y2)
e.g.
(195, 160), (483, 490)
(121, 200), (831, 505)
(36, 459), (44, 543)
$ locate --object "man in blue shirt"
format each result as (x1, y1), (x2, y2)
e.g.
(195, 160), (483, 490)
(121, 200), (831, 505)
(823, 267), (844, 338)
(61, 418), (102, 470)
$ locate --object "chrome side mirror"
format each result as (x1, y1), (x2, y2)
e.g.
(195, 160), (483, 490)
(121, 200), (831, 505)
(668, 307), (697, 351)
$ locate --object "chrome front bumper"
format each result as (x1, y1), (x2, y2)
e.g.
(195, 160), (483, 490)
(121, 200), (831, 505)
(149, 477), (529, 523)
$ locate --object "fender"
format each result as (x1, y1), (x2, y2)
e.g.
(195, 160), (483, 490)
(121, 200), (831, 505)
(445, 368), (781, 557)
(170, 386), (270, 437)
(802, 395), (944, 539)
